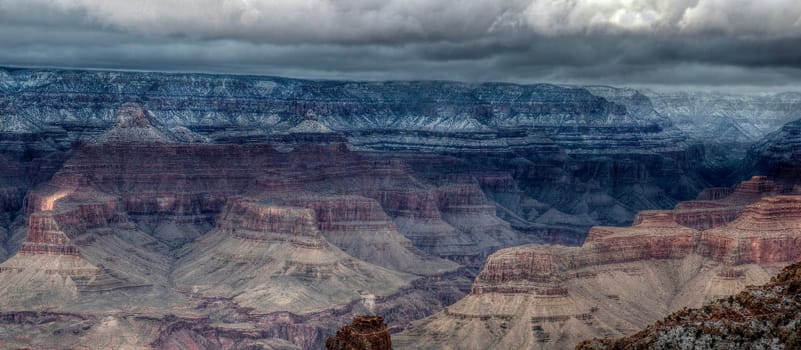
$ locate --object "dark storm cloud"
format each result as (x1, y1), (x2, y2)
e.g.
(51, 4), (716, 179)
(0, 0), (800, 89)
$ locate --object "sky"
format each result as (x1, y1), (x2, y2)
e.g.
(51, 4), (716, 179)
(1, 0), (800, 90)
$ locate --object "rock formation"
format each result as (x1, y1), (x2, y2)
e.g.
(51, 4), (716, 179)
(0, 103), (507, 349)
(95, 102), (174, 143)
(325, 316), (392, 350)
(0, 66), (718, 237)
(172, 198), (413, 314)
(394, 176), (801, 350)
(577, 261), (801, 350)
(0, 68), (796, 349)
(643, 90), (801, 144)
(745, 117), (801, 184)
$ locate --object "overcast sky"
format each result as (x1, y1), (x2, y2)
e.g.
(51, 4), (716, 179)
(1, 0), (800, 90)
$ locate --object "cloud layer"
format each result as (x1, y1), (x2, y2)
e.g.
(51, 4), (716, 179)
(0, 0), (800, 88)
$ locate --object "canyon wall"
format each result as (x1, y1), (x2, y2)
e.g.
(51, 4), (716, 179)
(395, 176), (801, 350)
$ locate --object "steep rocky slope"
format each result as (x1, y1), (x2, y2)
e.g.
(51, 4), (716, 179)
(394, 176), (800, 350)
(642, 90), (801, 182)
(745, 117), (801, 184)
(643, 90), (801, 144)
(577, 261), (801, 350)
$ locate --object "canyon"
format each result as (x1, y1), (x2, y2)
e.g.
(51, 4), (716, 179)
(0, 67), (800, 349)
(394, 176), (801, 349)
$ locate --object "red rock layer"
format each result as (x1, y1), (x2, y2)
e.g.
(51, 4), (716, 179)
(472, 180), (801, 295)
(284, 196), (395, 232)
(217, 199), (327, 249)
(361, 190), (442, 220)
(19, 186), (123, 256)
(473, 211), (699, 295)
(699, 195), (801, 264)
(670, 175), (781, 230)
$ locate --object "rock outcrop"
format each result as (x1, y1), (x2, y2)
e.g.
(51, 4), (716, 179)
(395, 177), (801, 350)
(325, 316), (392, 350)
(95, 102), (174, 143)
(577, 261), (801, 350)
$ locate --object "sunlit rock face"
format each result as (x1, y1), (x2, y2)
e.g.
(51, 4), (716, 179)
(394, 176), (801, 350)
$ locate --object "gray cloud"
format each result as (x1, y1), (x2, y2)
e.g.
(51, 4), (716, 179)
(0, 0), (800, 89)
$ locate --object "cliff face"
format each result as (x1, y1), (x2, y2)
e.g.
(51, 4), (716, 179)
(394, 176), (801, 350)
(577, 261), (801, 350)
(745, 118), (801, 184)
(643, 90), (801, 144)
(0, 104), (508, 349)
(0, 67), (715, 239)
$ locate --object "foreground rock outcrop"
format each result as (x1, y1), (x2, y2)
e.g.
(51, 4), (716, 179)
(577, 261), (801, 350)
(325, 316), (392, 350)
(395, 176), (801, 350)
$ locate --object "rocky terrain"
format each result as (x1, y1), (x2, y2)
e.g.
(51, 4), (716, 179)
(394, 176), (801, 349)
(577, 261), (801, 350)
(0, 67), (800, 349)
(1, 104), (497, 349)
(643, 90), (801, 144)
(642, 90), (801, 181)
(325, 316), (392, 350)
(744, 117), (801, 185)
(0, 67), (713, 235)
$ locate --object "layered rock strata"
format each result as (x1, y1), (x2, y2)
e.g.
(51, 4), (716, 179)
(0, 104), (513, 349)
(172, 198), (413, 314)
(0, 67), (717, 238)
(395, 179), (801, 350)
